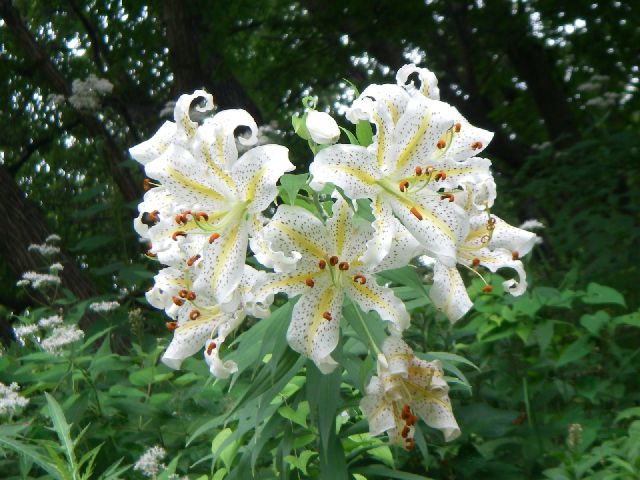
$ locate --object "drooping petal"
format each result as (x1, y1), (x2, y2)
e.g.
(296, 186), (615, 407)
(249, 233), (302, 274)
(360, 376), (399, 436)
(145, 144), (234, 210)
(161, 315), (222, 369)
(286, 284), (344, 374)
(346, 273), (410, 334)
(204, 338), (238, 379)
(253, 269), (326, 306)
(358, 198), (397, 268)
(489, 216), (538, 257)
(325, 194), (372, 264)
(475, 248), (529, 296)
(429, 262), (473, 323)
(388, 193), (468, 267)
(309, 145), (382, 199)
(396, 64), (440, 100)
(380, 336), (413, 377)
(427, 157), (493, 193)
(443, 108), (494, 162)
(192, 219), (249, 305)
(232, 145), (293, 213)
(146, 266), (190, 316)
(371, 218), (421, 272)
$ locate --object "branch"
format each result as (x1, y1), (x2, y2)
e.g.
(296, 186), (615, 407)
(66, 0), (108, 74)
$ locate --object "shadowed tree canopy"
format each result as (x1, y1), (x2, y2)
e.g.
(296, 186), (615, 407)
(0, 0), (638, 311)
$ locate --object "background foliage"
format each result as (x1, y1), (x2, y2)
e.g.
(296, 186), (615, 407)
(0, 0), (638, 479)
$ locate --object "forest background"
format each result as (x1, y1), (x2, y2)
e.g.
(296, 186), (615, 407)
(0, 1), (639, 479)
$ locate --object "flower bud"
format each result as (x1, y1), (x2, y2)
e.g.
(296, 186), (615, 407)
(306, 110), (340, 144)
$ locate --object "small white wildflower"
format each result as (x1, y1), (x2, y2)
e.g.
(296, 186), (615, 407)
(16, 279), (30, 287)
(89, 301), (120, 313)
(49, 263), (64, 272)
(519, 219), (545, 231)
(40, 325), (84, 355)
(28, 243), (61, 256)
(38, 315), (64, 329)
(21, 272), (61, 289)
(13, 324), (39, 345)
(69, 74), (113, 110)
(45, 234), (61, 243)
(0, 382), (29, 417)
(134, 446), (166, 478)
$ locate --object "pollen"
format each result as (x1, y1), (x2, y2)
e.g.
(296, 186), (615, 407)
(482, 285), (493, 293)
(338, 261), (349, 271)
(186, 291), (196, 301)
(186, 254), (201, 266)
(189, 310), (201, 320)
(322, 311), (332, 321)
(398, 180), (409, 192)
(410, 207), (423, 220)
(329, 256), (339, 266)
(178, 289), (189, 298)
(436, 139), (446, 149)
(172, 230), (187, 241)
(434, 171), (447, 181)
(471, 141), (483, 150)
(512, 251), (520, 260)
(194, 211), (209, 221)
(305, 278), (315, 287)
(166, 321), (178, 331)
(318, 259), (327, 270)
(172, 296), (184, 306)
(425, 165), (434, 175)
(414, 166), (423, 176)
(440, 193), (455, 202)
(454, 122), (462, 133)
(206, 342), (217, 355)
(208, 233), (220, 243)
(353, 274), (366, 285)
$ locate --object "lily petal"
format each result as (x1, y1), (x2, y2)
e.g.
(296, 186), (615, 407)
(129, 121), (176, 165)
(204, 338), (238, 379)
(396, 64), (440, 100)
(161, 316), (222, 369)
(372, 217), (421, 272)
(429, 262), (473, 323)
(358, 198), (396, 268)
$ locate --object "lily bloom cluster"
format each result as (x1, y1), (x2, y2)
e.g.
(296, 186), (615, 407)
(130, 64), (536, 447)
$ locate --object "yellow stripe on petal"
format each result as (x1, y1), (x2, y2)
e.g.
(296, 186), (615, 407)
(245, 164), (267, 203)
(373, 112), (386, 168)
(272, 221), (327, 259)
(166, 165), (225, 202)
(211, 225), (240, 289)
(306, 287), (336, 355)
(405, 382), (452, 412)
(395, 113), (431, 172)
(333, 164), (377, 186)
(351, 280), (391, 313)
(200, 143), (235, 190)
(394, 196), (455, 243)
(334, 201), (349, 256)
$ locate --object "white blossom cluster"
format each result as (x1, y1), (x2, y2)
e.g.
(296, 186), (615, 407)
(13, 313), (83, 355)
(0, 382), (29, 417)
(68, 74), (114, 111)
(19, 236), (65, 290)
(37, 314), (64, 328)
(18, 271), (61, 289)
(133, 446), (166, 478)
(131, 63), (537, 448)
(39, 325), (84, 355)
(28, 243), (61, 256)
(89, 300), (120, 313)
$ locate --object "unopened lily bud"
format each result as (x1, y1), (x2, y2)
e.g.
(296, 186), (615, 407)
(306, 110), (340, 144)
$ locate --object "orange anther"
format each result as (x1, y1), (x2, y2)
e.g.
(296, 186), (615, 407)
(414, 166), (423, 176)
(471, 141), (483, 150)
(186, 254), (201, 266)
(208, 233), (220, 243)
(178, 289), (189, 298)
(318, 259), (327, 270)
(436, 139), (446, 149)
(186, 291), (196, 301)
(407, 415), (418, 426)
(512, 251), (520, 261)
(406, 439), (414, 451)
(305, 278), (315, 287)
(353, 274), (366, 285)
(482, 285), (493, 293)
(398, 180), (409, 192)
(434, 171), (447, 181)
(425, 166), (434, 175)
(338, 262), (349, 271)
(401, 425), (410, 438)
(143, 178), (152, 191)
(454, 122), (462, 133)
(410, 207), (423, 220)
(472, 258), (480, 267)
(166, 321), (177, 331)
(322, 311), (332, 321)
(145, 250), (157, 258)
(329, 256), (339, 266)
(206, 342), (217, 355)
(401, 404), (411, 419)
(194, 211), (209, 221)
(172, 230), (187, 241)
(172, 296), (184, 306)
(189, 310), (201, 320)
(148, 210), (160, 222)
(440, 193), (455, 202)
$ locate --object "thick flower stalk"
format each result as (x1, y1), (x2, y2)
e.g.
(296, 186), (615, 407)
(310, 64), (493, 268)
(360, 337), (460, 449)
(131, 91), (294, 305)
(251, 194), (418, 373)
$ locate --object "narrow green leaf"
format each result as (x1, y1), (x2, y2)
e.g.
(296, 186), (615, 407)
(45, 392), (78, 477)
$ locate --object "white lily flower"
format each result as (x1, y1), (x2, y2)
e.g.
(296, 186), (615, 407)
(310, 69), (493, 268)
(306, 110), (340, 144)
(133, 91), (294, 304)
(251, 195), (411, 373)
(396, 64), (440, 100)
(360, 337), (460, 448)
(430, 185), (538, 322)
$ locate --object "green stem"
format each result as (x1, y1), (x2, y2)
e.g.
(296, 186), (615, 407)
(351, 304), (381, 356)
